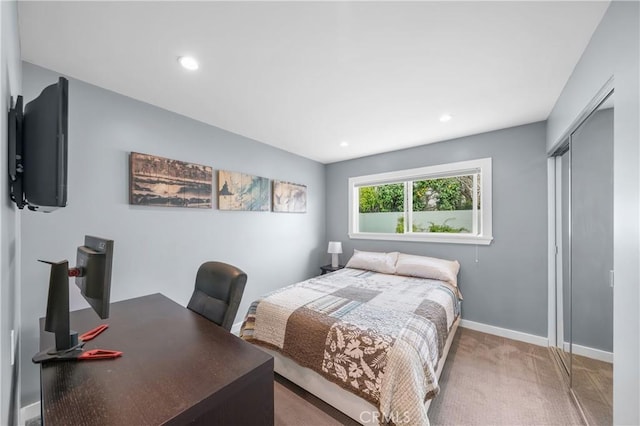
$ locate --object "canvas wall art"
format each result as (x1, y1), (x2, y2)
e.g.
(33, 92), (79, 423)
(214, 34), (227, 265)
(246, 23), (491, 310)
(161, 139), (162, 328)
(218, 170), (270, 211)
(272, 180), (307, 213)
(129, 152), (212, 208)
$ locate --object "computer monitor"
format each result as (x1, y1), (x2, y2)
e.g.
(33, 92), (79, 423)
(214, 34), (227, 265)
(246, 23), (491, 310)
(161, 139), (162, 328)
(75, 236), (113, 319)
(33, 236), (114, 363)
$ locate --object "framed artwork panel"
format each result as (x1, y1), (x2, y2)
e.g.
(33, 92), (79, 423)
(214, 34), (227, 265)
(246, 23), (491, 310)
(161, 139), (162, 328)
(272, 180), (307, 213)
(218, 170), (270, 211)
(130, 152), (212, 208)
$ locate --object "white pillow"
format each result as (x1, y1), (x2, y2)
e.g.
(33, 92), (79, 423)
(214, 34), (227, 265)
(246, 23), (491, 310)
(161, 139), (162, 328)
(345, 249), (399, 274)
(395, 253), (460, 287)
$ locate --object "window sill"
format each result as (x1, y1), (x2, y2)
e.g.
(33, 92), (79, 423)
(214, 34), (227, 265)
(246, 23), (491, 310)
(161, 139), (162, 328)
(348, 232), (493, 245)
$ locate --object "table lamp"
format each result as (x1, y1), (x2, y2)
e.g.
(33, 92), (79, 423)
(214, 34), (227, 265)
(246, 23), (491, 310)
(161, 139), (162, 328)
(327, 241), (343, 268)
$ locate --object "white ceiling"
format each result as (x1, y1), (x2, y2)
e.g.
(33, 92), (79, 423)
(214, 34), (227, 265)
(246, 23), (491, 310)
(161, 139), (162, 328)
(18, 1), (609, 164)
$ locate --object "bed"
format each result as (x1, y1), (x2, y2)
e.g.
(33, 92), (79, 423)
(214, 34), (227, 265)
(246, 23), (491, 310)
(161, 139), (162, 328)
(241, 252), (461, 425)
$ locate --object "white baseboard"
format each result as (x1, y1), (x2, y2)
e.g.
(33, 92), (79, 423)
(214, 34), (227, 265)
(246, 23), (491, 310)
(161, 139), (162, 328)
(19, 401), (40, 425)
(563, 342), (613, 363)
(460, 319), (549, 347)
(231, 321), (243, 336)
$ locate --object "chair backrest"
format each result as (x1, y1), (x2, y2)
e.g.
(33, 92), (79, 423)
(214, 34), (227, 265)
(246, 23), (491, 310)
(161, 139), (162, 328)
(187, 261), (247, 331)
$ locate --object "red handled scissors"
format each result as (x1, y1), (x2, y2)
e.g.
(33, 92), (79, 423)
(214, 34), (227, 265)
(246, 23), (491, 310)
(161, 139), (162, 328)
(78, 349), (123, 360)
(77, 324), (123, 360)
(80, 324), (109, 342)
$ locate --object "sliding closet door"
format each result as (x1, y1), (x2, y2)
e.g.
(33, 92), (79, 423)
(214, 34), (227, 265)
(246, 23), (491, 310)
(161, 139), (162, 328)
(570, 97), (613, 424)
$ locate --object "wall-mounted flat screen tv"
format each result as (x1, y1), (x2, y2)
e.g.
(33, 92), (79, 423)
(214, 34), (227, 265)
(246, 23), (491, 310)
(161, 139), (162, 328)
(8, 77), (68, 212)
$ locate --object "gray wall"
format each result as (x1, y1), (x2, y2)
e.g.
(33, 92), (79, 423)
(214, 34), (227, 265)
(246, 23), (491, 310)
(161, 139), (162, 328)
(326, 121), (548, 337)
(0, 1), (22, 424)
(546, 1), (639, 423)
(19, 62), (326, 406)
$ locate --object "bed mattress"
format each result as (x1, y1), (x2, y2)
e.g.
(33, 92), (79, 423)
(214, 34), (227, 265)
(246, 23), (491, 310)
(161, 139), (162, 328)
(241, 267), (460, 424)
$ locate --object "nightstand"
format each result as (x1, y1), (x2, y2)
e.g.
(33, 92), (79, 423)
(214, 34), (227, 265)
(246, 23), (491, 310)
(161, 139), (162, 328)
(320, 264), (345, 275)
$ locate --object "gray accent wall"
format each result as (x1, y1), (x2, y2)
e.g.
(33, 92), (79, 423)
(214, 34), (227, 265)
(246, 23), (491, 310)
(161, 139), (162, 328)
(326, 122), (548, 337)
(1, 1), (22, 424)
(19, 62), (326, 406)
(546, 1), (640, 423)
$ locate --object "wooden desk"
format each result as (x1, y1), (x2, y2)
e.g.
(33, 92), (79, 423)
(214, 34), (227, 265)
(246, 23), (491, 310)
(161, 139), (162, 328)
(39, 293), (273, 425)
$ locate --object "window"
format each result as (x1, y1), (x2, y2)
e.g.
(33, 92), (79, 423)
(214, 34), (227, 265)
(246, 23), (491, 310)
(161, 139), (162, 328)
(348, 158), (493, 245)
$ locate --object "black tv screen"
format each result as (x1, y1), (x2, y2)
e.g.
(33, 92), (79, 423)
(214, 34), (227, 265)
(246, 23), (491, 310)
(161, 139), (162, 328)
(9, 77), (68, 211)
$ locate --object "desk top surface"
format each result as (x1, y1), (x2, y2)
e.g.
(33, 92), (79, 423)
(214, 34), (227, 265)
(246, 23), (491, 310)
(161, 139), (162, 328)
(39, 293), (272, 425)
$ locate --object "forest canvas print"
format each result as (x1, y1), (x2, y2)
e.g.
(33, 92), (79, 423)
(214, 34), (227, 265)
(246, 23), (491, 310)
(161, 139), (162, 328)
(218, 170), (270, 211)
(272, 180), (307, 213)
(130, 152), (212, 208)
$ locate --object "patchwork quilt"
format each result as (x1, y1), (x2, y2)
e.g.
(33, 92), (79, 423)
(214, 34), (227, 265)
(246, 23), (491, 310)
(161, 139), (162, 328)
(240, 268), (460, 425)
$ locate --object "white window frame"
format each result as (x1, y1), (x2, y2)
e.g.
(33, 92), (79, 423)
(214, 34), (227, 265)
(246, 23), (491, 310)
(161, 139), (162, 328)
(348, 158), (493, 245)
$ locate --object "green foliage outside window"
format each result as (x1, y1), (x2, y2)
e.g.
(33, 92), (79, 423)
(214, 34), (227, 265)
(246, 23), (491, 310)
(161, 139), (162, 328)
(396, 217), (469, 234)
(359, 175), (477, 235)
(426, 218), (470, 233)
(359, 184), (404, 213)
(359, 176), (476, 213)
(412, 176), (474, 211)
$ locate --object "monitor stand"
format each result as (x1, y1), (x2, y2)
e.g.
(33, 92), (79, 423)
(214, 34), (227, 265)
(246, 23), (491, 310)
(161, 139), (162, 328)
(32, 260), (81, 363)
(32, 344), (82, 363)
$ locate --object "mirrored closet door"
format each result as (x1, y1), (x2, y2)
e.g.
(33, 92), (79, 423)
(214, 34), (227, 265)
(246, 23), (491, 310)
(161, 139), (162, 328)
(552, 92), (613, 425)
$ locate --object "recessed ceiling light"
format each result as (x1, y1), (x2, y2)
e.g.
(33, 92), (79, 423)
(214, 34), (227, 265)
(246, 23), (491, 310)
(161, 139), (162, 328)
(340, 141), (349, 147)
(178, 56), (199, 71)
(439, 114), (453, 123)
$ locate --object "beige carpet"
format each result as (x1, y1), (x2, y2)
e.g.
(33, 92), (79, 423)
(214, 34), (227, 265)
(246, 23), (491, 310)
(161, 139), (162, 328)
(428, 328), (583, 425)
(571, 353), (612, 426)
(275, 327), (585, 426)
(275, 374), (360, 426)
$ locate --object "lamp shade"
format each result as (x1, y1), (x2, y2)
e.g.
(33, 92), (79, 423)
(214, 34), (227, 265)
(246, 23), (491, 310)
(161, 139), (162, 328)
(327, 241), (343, 254)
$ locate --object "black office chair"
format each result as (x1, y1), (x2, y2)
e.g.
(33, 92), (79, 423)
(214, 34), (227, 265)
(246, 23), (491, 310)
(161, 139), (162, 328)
(187, 261), (247, 332)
